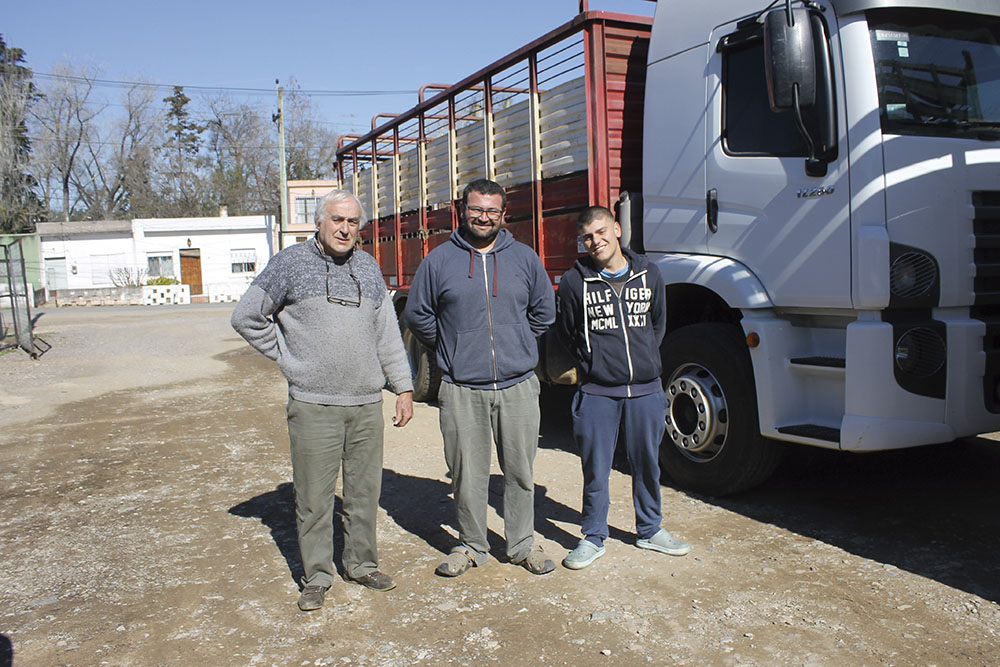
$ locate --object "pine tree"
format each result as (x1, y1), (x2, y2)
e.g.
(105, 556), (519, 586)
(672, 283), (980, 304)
(0, 35), (43, 232)
(164, 86), (202, 157)
(162, 86), (206, 216)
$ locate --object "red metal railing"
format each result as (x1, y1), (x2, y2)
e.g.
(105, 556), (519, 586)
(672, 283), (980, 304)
(336, 10), (652, 289)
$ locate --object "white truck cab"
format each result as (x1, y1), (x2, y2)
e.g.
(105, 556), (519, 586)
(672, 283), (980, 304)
(643, 0), (1000, 493)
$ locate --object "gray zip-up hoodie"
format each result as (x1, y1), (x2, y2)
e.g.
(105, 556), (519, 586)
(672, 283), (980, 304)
(402, 227), (555, 389)
(231, 237), (413, 406)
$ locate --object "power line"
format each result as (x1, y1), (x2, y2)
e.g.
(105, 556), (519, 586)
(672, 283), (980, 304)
(16, 99), (363, 129)
(32, 71), (417, 98)
(27, 72), (402, 129)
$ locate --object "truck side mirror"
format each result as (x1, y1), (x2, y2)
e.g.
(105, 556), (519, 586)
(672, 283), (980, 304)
(763, 8), (816, 111)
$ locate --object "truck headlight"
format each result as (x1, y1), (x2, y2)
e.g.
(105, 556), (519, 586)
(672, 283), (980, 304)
(890, 251), (937, 299)
(894, 327), (945, 377)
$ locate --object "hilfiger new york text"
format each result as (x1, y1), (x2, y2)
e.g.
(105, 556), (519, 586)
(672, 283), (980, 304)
(584, 285), (652, 331)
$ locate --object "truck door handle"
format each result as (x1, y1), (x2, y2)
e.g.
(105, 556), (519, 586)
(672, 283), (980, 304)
(706, 188), (718, 234)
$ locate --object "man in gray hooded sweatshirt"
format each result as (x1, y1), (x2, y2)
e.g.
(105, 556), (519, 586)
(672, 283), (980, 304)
(403, 178), (556, 577)
(232, 189), (413, 612)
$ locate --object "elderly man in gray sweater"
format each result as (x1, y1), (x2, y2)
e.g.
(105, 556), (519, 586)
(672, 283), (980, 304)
(231, 189), (413, 612)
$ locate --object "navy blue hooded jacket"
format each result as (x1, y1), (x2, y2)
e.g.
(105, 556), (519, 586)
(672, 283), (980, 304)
(402, 227), (555, 389)
(556, 248), (666, 397)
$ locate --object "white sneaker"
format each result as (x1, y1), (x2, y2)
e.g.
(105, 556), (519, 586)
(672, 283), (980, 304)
(562, 539), (605, 570)
(636, 529), (690, 556)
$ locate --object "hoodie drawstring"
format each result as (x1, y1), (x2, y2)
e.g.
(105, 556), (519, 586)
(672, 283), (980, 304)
(468, 247), (499, 297)
(492, 253), (498, 297)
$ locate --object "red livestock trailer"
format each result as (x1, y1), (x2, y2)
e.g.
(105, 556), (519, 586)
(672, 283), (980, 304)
(334, 8), (652, 293)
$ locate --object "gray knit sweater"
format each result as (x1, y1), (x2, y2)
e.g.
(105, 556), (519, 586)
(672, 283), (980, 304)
(231, 237), (413, 406)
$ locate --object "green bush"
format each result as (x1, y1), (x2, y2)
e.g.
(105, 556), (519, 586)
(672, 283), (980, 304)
(147, 276), (181, 286)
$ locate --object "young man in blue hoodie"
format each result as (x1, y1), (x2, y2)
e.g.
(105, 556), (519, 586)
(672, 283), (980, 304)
(556, 206), (690, 569)
(403, 179), (556, 577)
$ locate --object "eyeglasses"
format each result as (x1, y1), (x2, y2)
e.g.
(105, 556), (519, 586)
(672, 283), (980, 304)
(326, 261), (361, 307)
(466, 205), (504, 221)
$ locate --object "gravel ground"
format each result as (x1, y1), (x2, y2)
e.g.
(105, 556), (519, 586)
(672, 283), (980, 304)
(1, 304), (999, 666)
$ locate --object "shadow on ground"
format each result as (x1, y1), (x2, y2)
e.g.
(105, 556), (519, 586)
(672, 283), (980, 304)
(229, 483), (306, 585)
(229, 384), (1000, 601)
(541, 386), (1000, 602)
(704, 438), (1000, 603)
(381, 468), (594, 557)
(1, 633), (12, 667)
(229, 467), (590, 584)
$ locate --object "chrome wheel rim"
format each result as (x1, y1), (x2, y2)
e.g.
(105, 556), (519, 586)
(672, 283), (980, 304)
(664, 363), (729, 462)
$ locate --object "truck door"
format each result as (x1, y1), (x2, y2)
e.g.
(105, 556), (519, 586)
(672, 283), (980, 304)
(705, 9), (851, 308)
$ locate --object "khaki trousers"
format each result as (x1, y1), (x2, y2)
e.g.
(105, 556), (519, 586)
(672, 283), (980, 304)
(286, 397), (384, 587)
(438, 375), (541, 564)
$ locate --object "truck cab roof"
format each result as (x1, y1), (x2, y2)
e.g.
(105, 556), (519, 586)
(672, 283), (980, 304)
(648, 0), (998, 67)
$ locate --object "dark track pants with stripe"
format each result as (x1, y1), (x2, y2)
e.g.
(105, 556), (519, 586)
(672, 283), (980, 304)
(571, 389), (667, 547)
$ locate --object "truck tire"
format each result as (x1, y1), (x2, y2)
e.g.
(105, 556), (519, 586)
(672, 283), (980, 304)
(660, 323), (781, 496)
(401, 327), (441, 403)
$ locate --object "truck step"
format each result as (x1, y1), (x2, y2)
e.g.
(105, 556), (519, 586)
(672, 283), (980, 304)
(777, 424), (841, 442)
(789, 356), (846, 368)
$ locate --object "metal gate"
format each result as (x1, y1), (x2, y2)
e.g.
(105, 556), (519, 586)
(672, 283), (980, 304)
(1, 238), (50, 358)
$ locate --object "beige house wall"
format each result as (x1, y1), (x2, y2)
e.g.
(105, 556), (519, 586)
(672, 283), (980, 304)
(281, 179), (339, 249)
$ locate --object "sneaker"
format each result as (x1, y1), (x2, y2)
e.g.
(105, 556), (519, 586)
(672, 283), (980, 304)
(435, 548), (476, 577)
(349, 570), (396, 591)
(562, 539), (605, 570)
(513, 546), (556, 575)
(636, 529), (691, 556)
(297, 585), (328, 611)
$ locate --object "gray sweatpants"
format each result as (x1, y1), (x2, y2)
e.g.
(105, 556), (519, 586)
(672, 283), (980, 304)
(286, 397), (384, 588)
(438, 375), (541, 564)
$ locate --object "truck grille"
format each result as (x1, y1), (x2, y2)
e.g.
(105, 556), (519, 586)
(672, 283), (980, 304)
(971, 191), (1000, 413)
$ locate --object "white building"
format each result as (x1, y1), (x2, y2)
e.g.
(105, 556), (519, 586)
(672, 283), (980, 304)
(37, 215), (274, 304)
(36, 219), (134, 292)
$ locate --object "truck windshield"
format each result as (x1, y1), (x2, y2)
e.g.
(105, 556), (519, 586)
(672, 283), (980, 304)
(868, 9), (1000, 139)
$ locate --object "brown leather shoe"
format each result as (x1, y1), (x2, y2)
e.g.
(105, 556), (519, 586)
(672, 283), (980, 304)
(349, 570), (396, 591)
(297, 585), (327, 611)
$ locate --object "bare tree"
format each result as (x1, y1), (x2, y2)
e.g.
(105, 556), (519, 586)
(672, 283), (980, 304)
(205, 94), (278, 216)
(30, 63), (104, 221)
(24, 71), (343, 222)
(73, 80), (162, 219)
(284, 80), (339, 180)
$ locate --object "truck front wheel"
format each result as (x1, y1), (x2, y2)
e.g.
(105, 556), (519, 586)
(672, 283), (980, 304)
(401, 327), (441, 403)
(660, 323), (781, 496)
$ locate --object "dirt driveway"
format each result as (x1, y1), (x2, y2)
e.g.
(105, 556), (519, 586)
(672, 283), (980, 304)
(2, 304), (999, 665)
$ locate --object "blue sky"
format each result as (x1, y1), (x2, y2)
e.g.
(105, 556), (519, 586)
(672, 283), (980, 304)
(5, 0), (655, 135)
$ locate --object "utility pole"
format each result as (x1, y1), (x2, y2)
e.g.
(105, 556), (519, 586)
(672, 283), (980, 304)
(275, 79), (289, 250)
